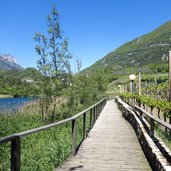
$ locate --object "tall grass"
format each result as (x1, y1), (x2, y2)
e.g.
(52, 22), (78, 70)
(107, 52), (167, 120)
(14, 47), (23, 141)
(20, 124), (72, 171)
(156, 125), (171, 150)
(0, 102), (93, 170)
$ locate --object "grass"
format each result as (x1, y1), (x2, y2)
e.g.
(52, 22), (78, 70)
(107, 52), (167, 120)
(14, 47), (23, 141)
(0, 100), (95, 171)
(156, 125), (171, 150)
(20, 124), (72, 171)
(0, 123), (73, 171)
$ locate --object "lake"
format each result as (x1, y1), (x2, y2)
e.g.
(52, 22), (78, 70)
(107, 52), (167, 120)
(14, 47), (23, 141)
(0, 97), (33, 113)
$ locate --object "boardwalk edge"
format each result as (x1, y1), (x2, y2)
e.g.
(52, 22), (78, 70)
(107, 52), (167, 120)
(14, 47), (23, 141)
(116, 97), (171, 171)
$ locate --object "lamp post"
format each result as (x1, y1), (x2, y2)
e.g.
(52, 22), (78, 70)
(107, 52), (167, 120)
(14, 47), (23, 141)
(129, 74), (136, 105)
(118, 85), (121, 94)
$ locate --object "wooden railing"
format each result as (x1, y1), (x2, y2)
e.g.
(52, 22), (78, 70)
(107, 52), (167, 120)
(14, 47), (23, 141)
(117, 97), (171, 136)
(116, 97), (171, 170)
(133, 105), (171, 136)
(0, 98), (107, 171)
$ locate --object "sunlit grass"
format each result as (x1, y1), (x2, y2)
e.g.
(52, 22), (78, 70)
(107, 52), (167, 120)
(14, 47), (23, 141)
(0, 101), (95, 170)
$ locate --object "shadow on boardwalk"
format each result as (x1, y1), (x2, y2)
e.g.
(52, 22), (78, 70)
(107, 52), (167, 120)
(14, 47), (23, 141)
(55, 100), (151, 171)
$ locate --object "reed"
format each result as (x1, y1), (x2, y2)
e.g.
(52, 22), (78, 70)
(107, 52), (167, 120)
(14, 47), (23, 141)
(0, 102), (88, 171)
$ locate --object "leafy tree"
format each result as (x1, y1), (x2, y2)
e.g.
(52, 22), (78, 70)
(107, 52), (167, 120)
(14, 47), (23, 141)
(34, 5), (72, 121)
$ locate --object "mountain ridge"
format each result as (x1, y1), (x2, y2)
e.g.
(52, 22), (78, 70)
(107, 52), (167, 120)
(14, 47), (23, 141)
(86, 20), (171, 74)
(0, 54), (23, 70)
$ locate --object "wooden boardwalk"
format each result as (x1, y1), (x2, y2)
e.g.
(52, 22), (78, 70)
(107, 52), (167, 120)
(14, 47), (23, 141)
(55, 100), (151, 171)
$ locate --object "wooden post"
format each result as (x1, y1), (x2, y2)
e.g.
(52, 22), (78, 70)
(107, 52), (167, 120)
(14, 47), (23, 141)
(97, 104), (99, 117)
(169, 51), (171, 101)
(11, 137), (21, 171)
(83, 113), (87, 139)
(72, 119), (77, 155)
(139, 110), (143, 120)
(168, 51), (171, 135)
(95, 106), (97, 120)
(154, 77), (158, 94)
(90, 108), (93, 129)
(150, 118), (155, 137)
(145, 81), (148, 93)
(93, 107), (96, 123)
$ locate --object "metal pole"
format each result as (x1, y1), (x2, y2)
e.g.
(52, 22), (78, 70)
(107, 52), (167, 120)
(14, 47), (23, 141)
(138, 72), (141, 95)
(130, 81), (133, 94)
(130, 80), (133, 105)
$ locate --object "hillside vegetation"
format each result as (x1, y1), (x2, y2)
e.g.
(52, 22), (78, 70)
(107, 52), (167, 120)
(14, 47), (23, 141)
(86, 21), (171, 75)
(0, 68), (41, 97)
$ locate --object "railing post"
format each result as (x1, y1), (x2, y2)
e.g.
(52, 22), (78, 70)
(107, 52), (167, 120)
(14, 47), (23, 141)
(139, 110), (143, 120)
(72, 119), (77, 156)
(93, 107), (96, 124)
(99, 103), (101, 114)
(90, 108), (93, 129)
(11, 137), (21, 171)
(150, 118), (155, 137)
(95, 106), (97, 120)
(97, 104), (99, 117)
(83, 113), (87, 139)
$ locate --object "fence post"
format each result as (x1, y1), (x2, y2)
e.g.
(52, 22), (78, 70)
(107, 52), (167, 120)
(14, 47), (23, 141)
(150, 118), (155, 137)
(139, 109), (143, 120)
(97, 104), (99, 117)
(83, 113), (87, 139)
(93, 107), (96, 124)
(11, 137), (21, 171)
(97, 104), (99, 116)
(95, 106), (97, 120)
(72, 119), (77, 155)
(90, 108), (93, 129)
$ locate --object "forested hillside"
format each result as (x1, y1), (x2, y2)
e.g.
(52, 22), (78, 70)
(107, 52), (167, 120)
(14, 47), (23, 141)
(0, 68), (40, 97)
(86, 21), (171, 75)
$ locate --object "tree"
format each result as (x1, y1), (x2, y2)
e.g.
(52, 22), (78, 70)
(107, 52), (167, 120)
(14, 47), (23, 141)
(34, 5), (72, 121)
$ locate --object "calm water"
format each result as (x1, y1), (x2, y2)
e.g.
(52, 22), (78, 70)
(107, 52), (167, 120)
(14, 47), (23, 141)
(0, 97), (33, 113)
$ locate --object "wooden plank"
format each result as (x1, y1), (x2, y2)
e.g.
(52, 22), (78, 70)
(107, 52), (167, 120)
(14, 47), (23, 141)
(55, 100), (151, 171)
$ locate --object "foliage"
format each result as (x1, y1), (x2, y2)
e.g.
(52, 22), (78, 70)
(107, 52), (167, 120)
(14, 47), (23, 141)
(120, 93), (171, 117)
(0, 68), (40, 97)
(0, 112), (72, 171)
(63, 70), (107, 116)
(0, 97), (101, 170)
(34, 5), (72, 121)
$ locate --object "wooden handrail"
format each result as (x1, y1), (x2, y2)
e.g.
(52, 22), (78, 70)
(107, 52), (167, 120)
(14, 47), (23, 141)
(134, 105), (171, 130)
(0, 98), (107, 171)
(0, 98), (106, 144)
(117, 97), (171, 137)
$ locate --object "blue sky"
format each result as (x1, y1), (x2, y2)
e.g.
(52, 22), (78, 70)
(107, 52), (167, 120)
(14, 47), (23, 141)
(0, 0), (171, 71)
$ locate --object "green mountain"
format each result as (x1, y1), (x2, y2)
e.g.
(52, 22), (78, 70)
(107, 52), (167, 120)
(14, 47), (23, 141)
(87, 21), (171, 75)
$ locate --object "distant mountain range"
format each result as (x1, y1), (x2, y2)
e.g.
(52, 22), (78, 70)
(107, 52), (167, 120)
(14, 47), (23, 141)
(86, 21), (171, 74)
(0, 54), (23, 70)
